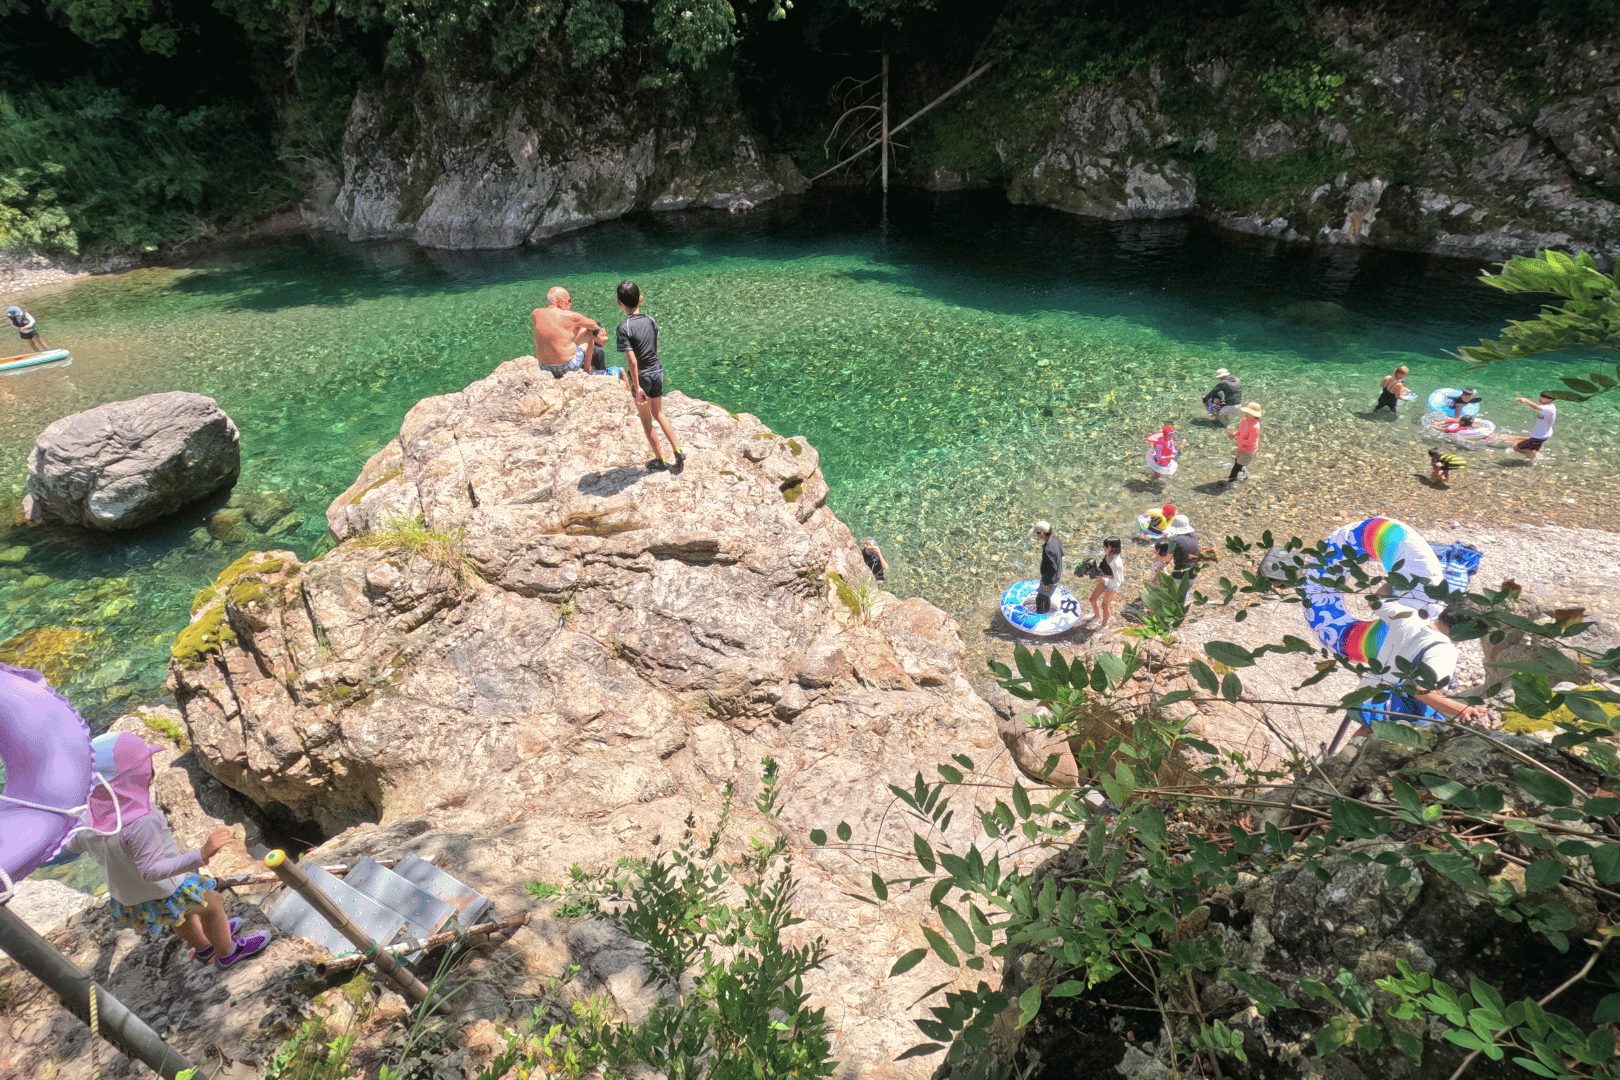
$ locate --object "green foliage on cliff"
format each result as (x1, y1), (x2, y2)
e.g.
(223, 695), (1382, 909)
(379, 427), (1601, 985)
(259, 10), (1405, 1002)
(0, 82), (293, 254)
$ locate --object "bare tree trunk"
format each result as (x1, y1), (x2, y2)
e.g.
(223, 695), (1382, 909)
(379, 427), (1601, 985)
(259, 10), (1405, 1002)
(880, 51), (890, 199)
(811, 62), (993, 183)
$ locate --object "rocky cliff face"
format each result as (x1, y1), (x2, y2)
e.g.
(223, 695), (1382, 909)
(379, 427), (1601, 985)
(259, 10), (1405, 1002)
(137, 362), (1005, 1075)
(936, 14), (1620, 259)
(308, 74), (807, 248)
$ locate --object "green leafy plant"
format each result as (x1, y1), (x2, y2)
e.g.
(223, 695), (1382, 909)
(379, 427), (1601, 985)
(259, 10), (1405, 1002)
(1457, 250), (1620, 403)
(814, 528), (1620, 1077)
(534, 758), (837, 1079)
(1260, 62), (1348, 114)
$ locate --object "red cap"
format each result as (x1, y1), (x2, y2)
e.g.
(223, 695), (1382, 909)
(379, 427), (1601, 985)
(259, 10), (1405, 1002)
(1163, 504), (1176, 516)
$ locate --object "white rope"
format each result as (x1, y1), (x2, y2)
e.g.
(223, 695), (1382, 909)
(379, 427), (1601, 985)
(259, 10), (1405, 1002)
(0, 772), (125, 836)
(0, 792), (87, 816)
(0, 773), (129, 903)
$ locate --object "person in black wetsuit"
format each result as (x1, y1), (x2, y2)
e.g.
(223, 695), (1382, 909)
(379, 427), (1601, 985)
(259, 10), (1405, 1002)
(1034, 520), (1063, 614)
(615, 280), (685, 472)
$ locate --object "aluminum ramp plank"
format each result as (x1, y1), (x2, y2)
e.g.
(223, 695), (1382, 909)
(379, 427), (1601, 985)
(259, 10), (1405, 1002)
(343, 857), (456, 944)
(392, 853), (493, 928)
(264, 863), (408, 959)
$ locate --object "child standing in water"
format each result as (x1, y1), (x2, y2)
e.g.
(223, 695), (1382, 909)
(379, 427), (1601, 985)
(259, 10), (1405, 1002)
(615, 280), (685, 473)
(68, 732), (269, 967)
(1145, 424), (1179, 479)
(1225, 402), (1262, 482)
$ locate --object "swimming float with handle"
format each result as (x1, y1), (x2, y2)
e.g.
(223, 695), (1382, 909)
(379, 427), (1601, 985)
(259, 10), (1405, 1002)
(999, 579), (1083, 636)
(1426, 387), (1481, 418)
(0, 664), (95, 898)
(1144, 451), (1179, 477)
(1136, 513), (1167, 538)
(1422, 412), (1497, 441)
(1302, 516), (1449, 659)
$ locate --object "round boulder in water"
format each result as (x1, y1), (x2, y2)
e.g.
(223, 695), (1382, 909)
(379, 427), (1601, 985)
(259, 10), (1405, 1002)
(22, 392), (241, 531)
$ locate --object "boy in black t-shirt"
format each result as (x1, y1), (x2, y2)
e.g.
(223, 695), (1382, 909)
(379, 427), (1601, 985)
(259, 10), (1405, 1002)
(615, 280), (684, 472)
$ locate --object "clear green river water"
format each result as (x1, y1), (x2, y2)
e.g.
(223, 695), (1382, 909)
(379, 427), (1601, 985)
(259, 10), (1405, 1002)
(4, 193), (1617, 722)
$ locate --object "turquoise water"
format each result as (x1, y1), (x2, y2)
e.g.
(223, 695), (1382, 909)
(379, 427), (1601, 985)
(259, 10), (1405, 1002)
(4, 194), (1617, 720)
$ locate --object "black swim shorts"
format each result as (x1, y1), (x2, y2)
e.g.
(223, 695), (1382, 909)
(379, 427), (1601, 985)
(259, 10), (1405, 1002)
(638, 367), (665, 399)
(1515, 436), (1546, 452)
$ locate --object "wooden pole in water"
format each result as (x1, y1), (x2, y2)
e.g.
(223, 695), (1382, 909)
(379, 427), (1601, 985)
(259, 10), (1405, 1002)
(262, 850), (436, 1007)
(0, 904), (198, 1079)
(880, 50), (890, 198)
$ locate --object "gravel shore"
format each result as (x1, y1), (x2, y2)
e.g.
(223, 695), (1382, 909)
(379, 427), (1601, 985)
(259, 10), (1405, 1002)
(1162, 519), (1620, 760)
(969, 518), (1620, 765)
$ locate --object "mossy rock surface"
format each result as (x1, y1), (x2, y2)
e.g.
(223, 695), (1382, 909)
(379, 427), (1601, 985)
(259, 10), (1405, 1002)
(174, 552), (291, 665)
(170, 603), (237, 667)
(0, 626), (101, 684)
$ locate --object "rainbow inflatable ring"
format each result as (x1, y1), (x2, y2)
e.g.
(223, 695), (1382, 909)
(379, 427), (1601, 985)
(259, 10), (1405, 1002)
(1302, 516), (1481, 661)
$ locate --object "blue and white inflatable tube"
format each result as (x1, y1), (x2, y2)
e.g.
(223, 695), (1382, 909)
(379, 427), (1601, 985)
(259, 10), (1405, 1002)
(1000, 580), (1083, 636)
(1427, 387), (1482, 418)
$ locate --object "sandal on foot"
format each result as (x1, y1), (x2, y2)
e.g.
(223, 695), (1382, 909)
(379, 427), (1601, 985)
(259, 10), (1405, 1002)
(192, 917), (244, 963)
(646, 458), (669, 472)
(216, 930), (271, 968)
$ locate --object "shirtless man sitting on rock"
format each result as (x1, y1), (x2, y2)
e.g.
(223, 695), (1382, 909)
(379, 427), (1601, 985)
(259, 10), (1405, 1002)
(531, 286), (602, 378)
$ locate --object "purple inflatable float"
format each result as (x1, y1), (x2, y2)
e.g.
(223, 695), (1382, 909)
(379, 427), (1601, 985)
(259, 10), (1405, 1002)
(0, 664), (95, 899)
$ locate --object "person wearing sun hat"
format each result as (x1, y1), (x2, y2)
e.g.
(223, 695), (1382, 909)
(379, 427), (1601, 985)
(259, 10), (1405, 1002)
(1202, 367), (1243, 421)
(1225, 401), (1264, 483)
(1163, 514), (1202, 580)
(65, 731), (270, 968)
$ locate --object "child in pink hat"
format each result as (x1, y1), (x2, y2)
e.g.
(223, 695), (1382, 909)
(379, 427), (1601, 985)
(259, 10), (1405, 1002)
(67, 732), (269, 967)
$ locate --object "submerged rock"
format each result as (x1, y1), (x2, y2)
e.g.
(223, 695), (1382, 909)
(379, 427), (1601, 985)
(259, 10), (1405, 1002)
(22, 393), (240, 531)
(163, 361), (1004, 1075)
(0, 626), (100, 684)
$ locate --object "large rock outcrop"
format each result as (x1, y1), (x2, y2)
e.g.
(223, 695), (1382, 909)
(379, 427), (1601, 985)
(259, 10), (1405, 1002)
(22, 393), (240, 531)
(313, 76), (807, 248)
(160, 362), (1004, 1075)
(931, 16), (1620, 259)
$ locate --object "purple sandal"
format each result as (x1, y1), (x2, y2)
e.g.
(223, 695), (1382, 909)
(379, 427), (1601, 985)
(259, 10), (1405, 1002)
(191, 917), (244, 963)
(216, 930), (271, 968)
